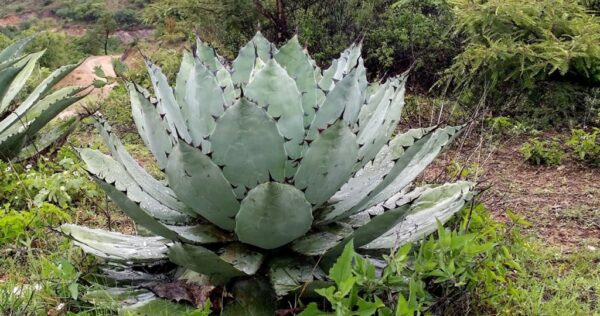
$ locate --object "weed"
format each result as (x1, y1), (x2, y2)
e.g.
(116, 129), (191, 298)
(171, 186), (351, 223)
(519, 138), (566, 165)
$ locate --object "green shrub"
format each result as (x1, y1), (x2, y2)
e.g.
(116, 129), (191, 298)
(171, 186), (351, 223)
(487, 116), (539, 136)
(519, 138), (566, 165)
(567, 128), (600, 165)
(301, 204), (528, 315)
(442, 0), (600, 127)
(114, 9), (141, 28)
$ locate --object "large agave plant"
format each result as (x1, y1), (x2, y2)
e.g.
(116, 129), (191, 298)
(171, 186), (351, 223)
(0, 37), (84, 161)
(63, 32), (473, 313)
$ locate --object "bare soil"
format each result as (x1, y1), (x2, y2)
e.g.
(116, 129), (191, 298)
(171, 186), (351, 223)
(425, 130), (600, 249)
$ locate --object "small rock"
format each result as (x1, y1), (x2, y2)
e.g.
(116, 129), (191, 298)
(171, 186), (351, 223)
(587, 245), (597, 251)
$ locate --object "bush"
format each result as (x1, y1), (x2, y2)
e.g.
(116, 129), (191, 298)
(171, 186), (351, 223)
(567, 128), (600, 165)
(301, 204), (528, 315)
(519, 138), (566, 165)
(114, 9), (140, 28)
(442, 0), (600, 127)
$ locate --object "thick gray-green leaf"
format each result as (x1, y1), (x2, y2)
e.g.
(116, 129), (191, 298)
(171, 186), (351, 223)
(291, 223), (354, 256)
(168, 243), (263, 284)
(357, 80), (392, 132)
(318, 127), (434, 223)
(93, 178), (181, 240)
(246, 59), (305, 159)
(308, 68), (361, 139)
(166, 141), (239, 231)
(357, 78), (407, 165)
(16, 117), (77, 161)
(363, 182), (473, 249)
(17, 63), (79, 118)
(80, 148), (190, 225)
(183, 59), (226, 149)
(174, 51), (194, 108)
(0, 51), (44, 115)
(128, 83), (173, 169)
(268, 256), (327, 296)
(95, 119), (193, 216)
(61, 224), (169, 263)
(87, 265), (170, 287)
(0, 86), (85, 158)
(235, 182), (312, 249)
(231, 32), (277, 85)
(295, 121), (358, 206)
(164, 224), (233, 245)
(146, 60), (192, 143)
(349, 126), (462, 216)
(210, 99), (286, 189)
(323, 204), (412, 260)
(83, 287), (195, 315)
(275, 35), (319, 127)
(0, 36), (33, 61)
(195, 37), (220, 71)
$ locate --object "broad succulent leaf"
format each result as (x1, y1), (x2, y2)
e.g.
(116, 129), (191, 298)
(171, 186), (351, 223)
(166, 142), (239, 231)
(295, 121), (359, 206)
(16, 117), (78, 161)
(80, 148), (191, 225)
(245, 59), (305, 160)
(363, 182), (473, 249)
(71, 32), (475, 303)
(168, 243), (263, 284)
(232, 32), (277, 85)
(0, 51), (44, 114)
(210, 98), (287, 190)
(61, 224), (169, 263)
(83, 287), (196, 315)
(0, 36), (33, 62)
(128, 83), (173, 169)
(308, 68), (361, 139)
(95, 119), (193, 216)
(268, 256), (327, 296)
(319, 127), (434, 223)
(346, 126), (462, 218)
(235, 182), (312, 249)
(174, 51), (194, 108)
(183, 59), (226, 150)
(146, 60), (192, 143)
(274, 35), (319, 126)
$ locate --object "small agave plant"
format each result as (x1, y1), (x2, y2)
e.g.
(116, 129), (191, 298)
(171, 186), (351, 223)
(62, 32), (473, 314)
(0, 37), (84, 161)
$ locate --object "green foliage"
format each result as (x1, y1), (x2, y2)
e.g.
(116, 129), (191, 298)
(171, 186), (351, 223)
(143, 0), (457, 82)
(567, 128), (600, 165)
(302, 204), (529, 315)
(446, 0), (600, 89)
(365, 0), (458, 84)
(442, 0), (600, 127)
(0, 148), (99, 246)
(300, 241), (388, 316)
(520, 138), (566, 165)
(54, 0), (107, 23)
(487, 116), (538, 136)
(0, 202), (70, 246)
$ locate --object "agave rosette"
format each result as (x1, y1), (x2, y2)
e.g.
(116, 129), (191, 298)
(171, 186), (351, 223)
(63, 32), (473, 311)
(0, 37), (84, 161)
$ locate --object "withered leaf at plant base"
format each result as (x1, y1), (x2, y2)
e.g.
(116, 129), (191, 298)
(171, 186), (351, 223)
(150, 280), (223, 309)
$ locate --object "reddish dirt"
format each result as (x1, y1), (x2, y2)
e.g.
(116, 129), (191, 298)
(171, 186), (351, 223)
(55, 55), (119, 119)
(424, 131), (600, 249)
(0, 15), (22, 27)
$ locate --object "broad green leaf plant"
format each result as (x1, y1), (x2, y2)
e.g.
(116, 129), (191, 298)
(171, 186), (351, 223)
(62, 32), (473, 313)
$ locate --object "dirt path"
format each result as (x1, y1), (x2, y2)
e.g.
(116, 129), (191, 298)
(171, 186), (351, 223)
(56, 55), (118, 118)
(425, 132), (600, 250)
